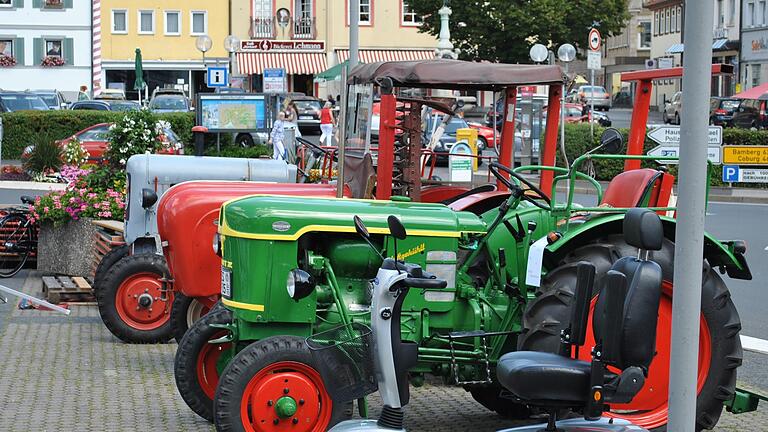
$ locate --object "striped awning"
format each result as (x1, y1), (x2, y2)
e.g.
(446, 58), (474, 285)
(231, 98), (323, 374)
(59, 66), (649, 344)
(236, 52), (327, 75)
(666, 44), (685, 54)
(336, 49), (435, 63)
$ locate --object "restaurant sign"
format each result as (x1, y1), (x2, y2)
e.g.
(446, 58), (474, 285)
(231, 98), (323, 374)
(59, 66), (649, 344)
(240, 40), (325, 52)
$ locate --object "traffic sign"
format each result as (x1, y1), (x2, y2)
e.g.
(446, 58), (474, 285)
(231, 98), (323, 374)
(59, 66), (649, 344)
(720, 165), (768, 182)
(587, 51), (601, 70)
(588, 28), (601, 51)
(647, 125), (723, 145)
(206, 66), (228, 88)
(449, 142), (473, 182)
(263, 68), (286, 93)
(647, 145), (722, 165)
(721, 145), (768, 165)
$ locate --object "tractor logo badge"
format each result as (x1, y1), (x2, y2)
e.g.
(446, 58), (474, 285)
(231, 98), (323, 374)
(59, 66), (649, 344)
(272, 221), (291, 232)
(396, 243), (425, 260)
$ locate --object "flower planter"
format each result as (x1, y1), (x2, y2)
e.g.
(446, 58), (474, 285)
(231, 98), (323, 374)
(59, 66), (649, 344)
(37, 218), (99, 277)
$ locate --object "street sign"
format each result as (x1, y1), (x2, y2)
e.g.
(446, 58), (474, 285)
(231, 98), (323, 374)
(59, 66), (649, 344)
(647, 145), (722, 165)
(206, 66), (228, 88)
(721, 145), (768, 165)
(647, 125), (723, 145)
(263, 68), (286, 93)
(658, 57), (674, 69)
(588, 28), (601, 51)
(721, 165), (768, 182)
(449, 142), (473, 182)
(587, 51), (601, 70)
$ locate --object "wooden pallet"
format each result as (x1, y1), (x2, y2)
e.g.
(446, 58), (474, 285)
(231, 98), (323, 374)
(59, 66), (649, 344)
(90, 220), (126, 280)
(42, 276), (95, 303)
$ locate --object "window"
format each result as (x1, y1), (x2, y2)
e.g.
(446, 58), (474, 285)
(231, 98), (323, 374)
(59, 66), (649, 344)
(752, 64), (761, 87)
(672, 7), (677, 32)
(294, 0), (314, 38)
(677, 6), (682, 31)
(761, 0), (767, 25)
(717, 0), (724, 26)
(165, 11), (180, 35)
(138, 10), (154, 34)
(112, 9), (127, 34)
(0, 0), (12, 8)
(748, 2), (755, 26)
(45, 38), (62, 57)
(639, 21), (651, 49)
(0, 39), (13, 57)
(191, 11), (207, 35)
(359, 0), (371, 25)
(402, 1), (422, 25)
(728, 0), (736, 24)
(665, 8), (670, 34)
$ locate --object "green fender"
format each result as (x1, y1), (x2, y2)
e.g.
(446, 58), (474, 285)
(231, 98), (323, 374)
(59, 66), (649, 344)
(546, 214), (752, 280)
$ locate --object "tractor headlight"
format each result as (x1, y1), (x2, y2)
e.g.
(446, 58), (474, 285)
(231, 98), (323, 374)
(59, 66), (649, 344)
(287, 269), (315, 301)
(212, 233), (221, 256)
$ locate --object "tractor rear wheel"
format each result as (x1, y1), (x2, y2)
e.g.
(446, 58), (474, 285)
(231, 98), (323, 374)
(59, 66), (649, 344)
(170, 293), (214, 343)
(93, 245), (129, 292)
(517, 235), (742, 431)
(174, 305), (232, 422)
(96, 253), (174, 343)
(214, 335), (353, 432)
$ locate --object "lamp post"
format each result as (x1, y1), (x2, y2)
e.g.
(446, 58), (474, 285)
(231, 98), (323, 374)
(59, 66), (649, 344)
(525, 44), (549, 167)
(196, 34), (213, 66)
(224, 34), (240, 87)
(557, 43), (576, 169)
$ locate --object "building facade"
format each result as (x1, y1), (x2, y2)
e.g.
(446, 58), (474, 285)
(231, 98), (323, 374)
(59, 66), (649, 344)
(97, 0), (229, 100)
(602, 0), (652, 105)
(740, 0), (768, 90)
(0, 0), (91, 93)
(646, 0), (684, 108)
(711, 0), (740, 96)
(231, 0), (438, 97)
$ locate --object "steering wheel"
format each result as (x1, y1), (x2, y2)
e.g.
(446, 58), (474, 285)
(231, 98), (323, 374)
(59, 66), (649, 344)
(296, 136), (331, 156)
(489, 162), (551, 210)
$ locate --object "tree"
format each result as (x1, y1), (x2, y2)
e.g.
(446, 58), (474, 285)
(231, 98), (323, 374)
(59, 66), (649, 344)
(406, 0), (630, 64)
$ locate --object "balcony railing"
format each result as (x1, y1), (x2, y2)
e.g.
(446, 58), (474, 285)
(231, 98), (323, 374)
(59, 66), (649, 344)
(250, 17), (275, 39)
(292, 17), (316, 39)
(249, 16), (316, 40)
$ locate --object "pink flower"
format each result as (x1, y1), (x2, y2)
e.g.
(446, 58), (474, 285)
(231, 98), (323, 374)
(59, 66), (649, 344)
(54, 202), (62, 209)
(43, 207), (49, 213)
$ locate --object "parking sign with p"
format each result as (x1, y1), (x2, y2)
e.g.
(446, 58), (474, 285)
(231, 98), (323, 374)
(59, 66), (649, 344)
(722, 165), (740, 182)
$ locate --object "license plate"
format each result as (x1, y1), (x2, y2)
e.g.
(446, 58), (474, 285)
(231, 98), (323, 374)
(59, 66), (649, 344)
(221, 267), (232, 298)
(299, 115), (313, 120)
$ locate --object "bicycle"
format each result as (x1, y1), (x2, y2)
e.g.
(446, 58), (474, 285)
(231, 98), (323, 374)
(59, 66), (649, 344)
(0, 196), (38, 278)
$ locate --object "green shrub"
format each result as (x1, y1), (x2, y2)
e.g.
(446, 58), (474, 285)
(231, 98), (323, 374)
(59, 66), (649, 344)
(22, 134), (62, 174)
(205, 144), (270, 159)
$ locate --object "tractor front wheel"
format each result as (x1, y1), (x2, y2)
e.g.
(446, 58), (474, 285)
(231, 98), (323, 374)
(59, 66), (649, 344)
(518, 235), (742, 431)
(214, 335), (353, 432)
(92, 244), (129, 292)
(170, 293), (215, 343)
(96, 254), (174, 343)
(174, 305), (232, 422)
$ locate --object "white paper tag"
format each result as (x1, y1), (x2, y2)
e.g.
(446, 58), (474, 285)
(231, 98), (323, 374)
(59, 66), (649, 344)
(525, 236), (548, 287)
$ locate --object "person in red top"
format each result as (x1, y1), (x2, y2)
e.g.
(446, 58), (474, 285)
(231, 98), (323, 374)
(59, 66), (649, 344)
(319, 101), (336, 146)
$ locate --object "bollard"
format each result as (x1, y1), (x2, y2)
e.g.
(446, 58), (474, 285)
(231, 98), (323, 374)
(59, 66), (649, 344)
(191, 125), (208, 156)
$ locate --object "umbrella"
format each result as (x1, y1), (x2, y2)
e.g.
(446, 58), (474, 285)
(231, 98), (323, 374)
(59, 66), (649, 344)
(314, 60), (363, 83)
(733, 82), (768, 100)
(133, 48), (146, 104)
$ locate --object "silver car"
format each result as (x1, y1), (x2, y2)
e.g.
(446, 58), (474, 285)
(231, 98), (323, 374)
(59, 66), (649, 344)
(572, 85), (612, 111)
(663, 91), (682, 124)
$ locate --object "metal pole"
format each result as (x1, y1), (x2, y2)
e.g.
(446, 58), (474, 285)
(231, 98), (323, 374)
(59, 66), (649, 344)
(336, 66), (348, 198)
(0, 116), (3, 174)
(668, 1), (713, 431)
(561, 63), (568, 166)
(349, 0), (359, 69)
(590, 69), (595, 138)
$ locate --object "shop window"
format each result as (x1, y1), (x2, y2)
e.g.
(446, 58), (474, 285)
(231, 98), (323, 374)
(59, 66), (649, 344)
(639, 21), (651, 49)
(165, 11), (180, 35)
(191, 11), (207, 35)
(402, 1), (422, 26)
(138, 10), (155, 34)
(112, 9), (127, 34)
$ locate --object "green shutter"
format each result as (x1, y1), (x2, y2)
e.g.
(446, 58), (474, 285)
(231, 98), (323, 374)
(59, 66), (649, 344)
(12, 0), (24, 8)
(12, 38), (24, 65)
(32, 0), (42, 8)
(63, 0), (73, 7)
(33, 38), (43, 64)
(63, 38), (73, 65)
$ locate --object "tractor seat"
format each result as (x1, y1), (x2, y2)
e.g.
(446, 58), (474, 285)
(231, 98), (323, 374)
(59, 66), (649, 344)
(600, 168), (662, 208)
(496, 351), (594, 405)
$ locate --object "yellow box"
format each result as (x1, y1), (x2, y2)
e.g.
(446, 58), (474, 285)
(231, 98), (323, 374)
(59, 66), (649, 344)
(455, 128), (479, 171)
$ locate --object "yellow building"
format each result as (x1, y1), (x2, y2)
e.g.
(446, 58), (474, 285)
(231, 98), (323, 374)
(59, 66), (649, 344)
(231, 0), (438, 96)
(96, 0), (229, 100)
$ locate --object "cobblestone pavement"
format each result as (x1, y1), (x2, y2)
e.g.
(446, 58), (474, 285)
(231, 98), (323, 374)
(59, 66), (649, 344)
(0, 273), (766, 432)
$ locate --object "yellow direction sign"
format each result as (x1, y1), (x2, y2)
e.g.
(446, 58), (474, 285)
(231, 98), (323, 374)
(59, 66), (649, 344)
(722, 146), (768, 165)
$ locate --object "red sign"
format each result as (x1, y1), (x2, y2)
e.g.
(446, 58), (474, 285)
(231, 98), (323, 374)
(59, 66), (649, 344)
(519, 86), (536, 97)
(240, 40), (325, 52)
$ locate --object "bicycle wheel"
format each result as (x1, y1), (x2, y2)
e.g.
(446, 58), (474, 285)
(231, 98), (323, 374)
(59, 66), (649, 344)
(0, 214), (33, 278)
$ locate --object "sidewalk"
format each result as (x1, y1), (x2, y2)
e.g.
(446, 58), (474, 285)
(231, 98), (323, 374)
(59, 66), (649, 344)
(0, 272), (765, 431)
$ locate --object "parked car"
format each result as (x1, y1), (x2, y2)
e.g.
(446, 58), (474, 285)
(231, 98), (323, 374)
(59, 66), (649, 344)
(29, 89), (68, 110)
(151, 87), (186, 99)
(569, 85), (612, 111)
(107, 100), (141, 111)
(731, 98), (768, 129)
(149, 95), (191, 113)
(0, 91), (50, 112)
(423, 112), (483, 164)
(70, 100), (112, 111)
(292, 97), (323, 131)
(95, 89), (126, 100)
(22, 122), (183, 161)
(663, 91), (682, 124)
(61, 90), (90, 104)
(542, 103), (611, 127)
(465, 121), (500, 150)
(709, 97), (741, 126)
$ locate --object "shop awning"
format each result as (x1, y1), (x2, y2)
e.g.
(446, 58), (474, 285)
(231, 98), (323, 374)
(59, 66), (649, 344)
(665, 40), (736, 54)
(236, 52), (327, 75)
(666, 44), (685, 54)
(733, 82), (768, 100)
(336, 49), (435, 63)
(314, 60), (364, 82)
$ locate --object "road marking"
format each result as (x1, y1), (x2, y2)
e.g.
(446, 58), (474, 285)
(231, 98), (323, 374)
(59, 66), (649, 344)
(709, 201), (768, 207)
(741, 335), (768, 355)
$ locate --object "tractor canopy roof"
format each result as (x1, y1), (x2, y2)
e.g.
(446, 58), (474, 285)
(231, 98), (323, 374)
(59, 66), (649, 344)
(348, 59), (565, 91)
(220, 196), (487, 240)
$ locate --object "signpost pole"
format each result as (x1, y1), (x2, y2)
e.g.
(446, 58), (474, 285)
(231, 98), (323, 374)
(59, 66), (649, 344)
(336, 65), (348, 198)
(590, 69), (595, 138)
(349, 0), (359, 69)
(668, 1), (714, 430)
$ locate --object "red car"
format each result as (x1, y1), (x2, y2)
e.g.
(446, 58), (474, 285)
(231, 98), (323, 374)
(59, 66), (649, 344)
(466, 121), (500, 149)
(23, 123), (183, 161)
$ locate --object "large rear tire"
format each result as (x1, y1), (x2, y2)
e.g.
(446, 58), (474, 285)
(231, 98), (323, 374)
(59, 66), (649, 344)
(96, 254), (174, 343)
(518, 235), (742, 431)
(214, 335), (353, 432)
(93, 245), (129, 292)
(174, 305), (232, 422)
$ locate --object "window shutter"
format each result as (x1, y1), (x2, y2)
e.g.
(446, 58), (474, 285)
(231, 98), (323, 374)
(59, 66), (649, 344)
(33, 37), (43, 64)
(64, 0), (73, 8)
(12, 0), (24, 8)
(63, 38), (73, 65)
(32, 0), (42, 8)
(13, 38), (24, 65)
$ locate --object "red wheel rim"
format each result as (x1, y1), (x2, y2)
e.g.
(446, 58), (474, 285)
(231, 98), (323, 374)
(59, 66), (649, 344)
(577, 281), (712, 429)
(196, 331), (230, 399)
(240, 361), (333, 432)
(115, 272), (172, 330)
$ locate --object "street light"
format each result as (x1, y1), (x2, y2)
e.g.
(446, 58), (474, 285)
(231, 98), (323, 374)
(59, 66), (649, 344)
(556, 43), (576, 173)
(529, 44), (548, 63)
(224, 35), (240, 80)
(196, 34), (213, 65)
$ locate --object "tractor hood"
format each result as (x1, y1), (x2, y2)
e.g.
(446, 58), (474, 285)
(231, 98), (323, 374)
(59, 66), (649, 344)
(220, 196), (486, 240)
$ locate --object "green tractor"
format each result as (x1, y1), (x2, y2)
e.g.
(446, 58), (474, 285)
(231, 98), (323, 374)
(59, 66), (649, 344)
(174, 61), (752, 432)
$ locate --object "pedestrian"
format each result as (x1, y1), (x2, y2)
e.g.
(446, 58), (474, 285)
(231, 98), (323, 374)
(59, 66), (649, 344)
(284, 99), (302, 138)
(328, 94), (336, 106)
(319, 101), (336, 147)
(270, 112), (287, 161)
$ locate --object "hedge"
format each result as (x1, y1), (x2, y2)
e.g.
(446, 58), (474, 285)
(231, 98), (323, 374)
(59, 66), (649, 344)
(0, 110), (230, 159)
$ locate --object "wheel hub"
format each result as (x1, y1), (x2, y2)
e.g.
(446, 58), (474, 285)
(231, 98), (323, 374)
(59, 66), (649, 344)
(138, 293), (153, 308)
(114, 273), (172, 330)
(274, 396), (297, 418)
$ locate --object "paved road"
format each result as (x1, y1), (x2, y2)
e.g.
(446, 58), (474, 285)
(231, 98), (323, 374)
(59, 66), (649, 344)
(608, 107), (664, 129)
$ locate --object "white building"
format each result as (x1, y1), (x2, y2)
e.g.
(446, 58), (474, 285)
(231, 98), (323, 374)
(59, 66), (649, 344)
(0, 0), (92, 93)
(740, 0), (768, 90)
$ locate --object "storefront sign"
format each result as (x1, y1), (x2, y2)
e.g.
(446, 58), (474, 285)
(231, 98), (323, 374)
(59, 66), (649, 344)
(741, 29), (768, 61)
(722, 146), (768, 165)
(240, 40), (325, 52)
(263, 68), (286, 93)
